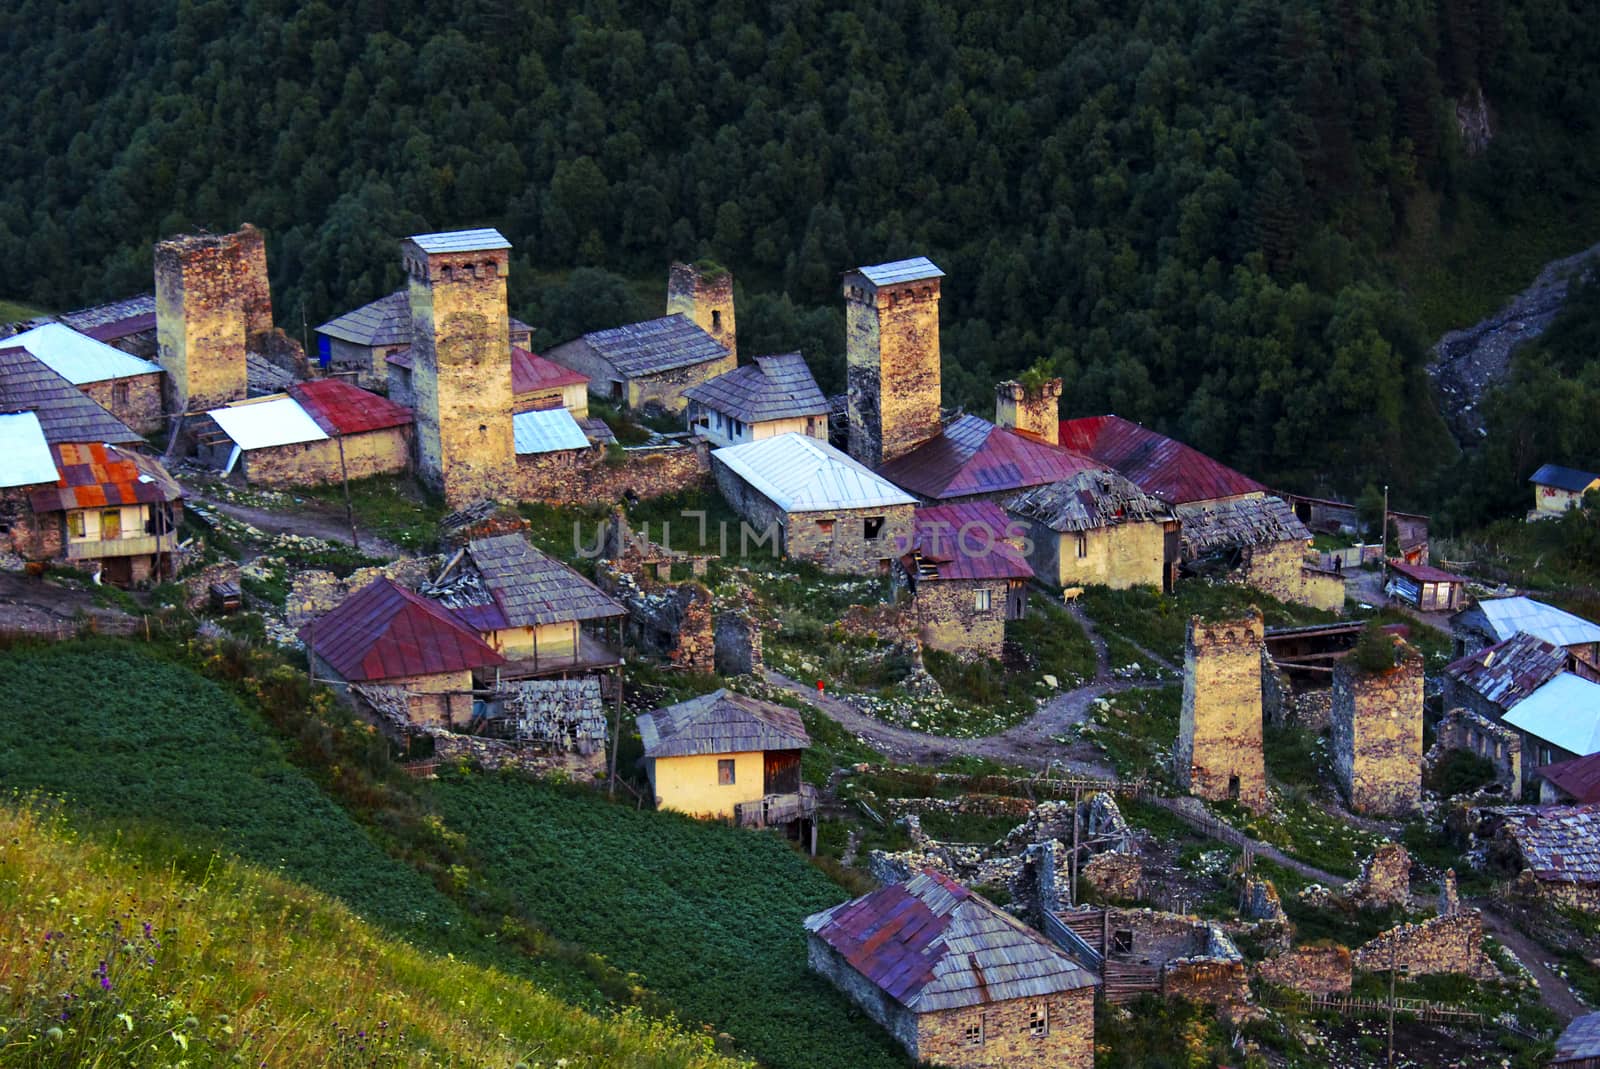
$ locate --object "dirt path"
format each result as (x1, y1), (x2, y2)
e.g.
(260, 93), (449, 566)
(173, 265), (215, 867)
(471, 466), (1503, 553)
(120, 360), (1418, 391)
(1475, 903), (1589, 1023)
(0, 571), (140, 636)
(185, 489), (404, 559)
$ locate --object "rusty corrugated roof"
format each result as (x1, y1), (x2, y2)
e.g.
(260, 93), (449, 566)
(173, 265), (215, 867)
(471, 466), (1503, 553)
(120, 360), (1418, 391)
(1538, 754), (1600, 804)
(880, 415), (1103, 501)
(28, 442), (181, 512)
(513, 346), (587, 395)
(1387, 560), (1466, 585)
(1443, 631), (1568, 709)
(301, 578), (504, 683)
(1060, 414), (1266, 505)
(289, 378), (412, 436)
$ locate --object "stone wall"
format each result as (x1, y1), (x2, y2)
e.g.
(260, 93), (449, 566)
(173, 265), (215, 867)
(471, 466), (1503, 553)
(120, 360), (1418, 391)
(1082, 851), (1141, 900)
(1238, 538), (1345, 613)
(235, 426), (411, 488)
(0, 487), (61, 562)
(180, 560), (242, 612)
(1256, 946), (1353, 995)
(627, 356), (738, 415)
(1352, 911), (1488, 979)
(714, 609), (763, 675)
(595, 560), (714, 672)
(1176, 610), (1268, 810)
(80, 372), (165, 435)
(913, 576), (1009, 658)
(430, 730), (607, 780)
(516, 443), (708, 506)
(1430, 707), (1521, 795)
(1331, 644), (1424, 816)
(1021, 516), (1169, 590)
(155, 226), (268, 412)
(806, 936), (919, 1053)
(1342, 843), (1412, 911)
(666, 261), (737, 360)
(1163, 956), (1252, 1018)
(287, 556), (440, 629)
(914, 987), (1095, 1069)
(994, 378), (1061, 445)
(845, 273), (941, 468)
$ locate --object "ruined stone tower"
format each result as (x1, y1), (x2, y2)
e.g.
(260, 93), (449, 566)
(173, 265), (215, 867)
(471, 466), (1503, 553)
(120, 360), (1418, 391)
(1331, 640), (1424, 817)
(402, 228), (516, 508)
(154, 225), (273, 413)
(843, 257), (944, 469)
(666, 261), (736, 360)
(995, 377), (1063, 444)
(1176, 610), (1268, 810)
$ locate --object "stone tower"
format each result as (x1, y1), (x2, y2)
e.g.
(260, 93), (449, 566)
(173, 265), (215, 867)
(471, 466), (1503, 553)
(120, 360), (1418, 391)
(402, 228), (516, 508)
(843, 257), (944, 469)
(1331, 640), (1424, 816)
(666, 261), (736, 360)
(995, 377), (1063, 444)
(1176, 610), (1268, 810)
(153, 224), (273, 413)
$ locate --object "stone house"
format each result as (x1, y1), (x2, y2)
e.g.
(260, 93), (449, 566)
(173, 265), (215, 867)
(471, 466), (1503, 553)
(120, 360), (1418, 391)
(1481, 804), (1600, 914)
(637, 689), (815, 841)
(805, 869), (1098, 1069)
(0, 345), (146, 450)
(1005, 469), (1176, 591)
(509, 346), (589, 416)
(1384, 560), (1467, 613)
(0, 412), (74, 562)
(1538, 752), (1600, 805)
(23, 441), (183, 587)
(1529, 463), (1600, 519)
(545, 313), (733, 414)
(197, 379), (412, 487)
(1453, 595), (1600, 666)
(1176, 610), (1268, 810)
(3, 322), (165, 434)
(318, 287), (533, 392)
(712, 431), (916, 574)
(57, 294), (158, 359)
(897, 500), (1033, 659)
(1049, 905), (1250, 1015)
(684, 351), (829, 447)
(1443, 631), (1600, 779)
(1331, 640), (1424, 817)
(301, 577), (505, 728)
(1430, 707), (1522, 797)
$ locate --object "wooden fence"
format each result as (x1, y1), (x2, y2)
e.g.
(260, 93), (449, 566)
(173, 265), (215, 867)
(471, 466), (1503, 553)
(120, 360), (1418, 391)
(1276, 992), (1484, 1027)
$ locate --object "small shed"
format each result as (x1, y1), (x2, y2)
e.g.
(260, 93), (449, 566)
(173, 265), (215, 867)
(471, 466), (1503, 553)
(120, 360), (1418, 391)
(198, 379), (412, 487)
(1384, 560), (1467, 612)
(4, 322), (164, 434)
(315, 290), (413, 389)
(1484, 804), (1600, 915)
(544, 313), (734, 413)
(683, 351), (829, 446)
(1530, 463), (1600, 518)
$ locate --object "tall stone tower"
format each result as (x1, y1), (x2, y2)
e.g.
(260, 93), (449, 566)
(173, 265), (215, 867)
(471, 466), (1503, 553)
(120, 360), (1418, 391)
(1331, 640), (1424, 816)
(402, 228), (516, 508)
(666, 261), (736, 360)
(843, 257), (944, 469)
(1175, 610), (1268, 810)
(995, 377), (1063, 444)
(153, 224), (273, 413)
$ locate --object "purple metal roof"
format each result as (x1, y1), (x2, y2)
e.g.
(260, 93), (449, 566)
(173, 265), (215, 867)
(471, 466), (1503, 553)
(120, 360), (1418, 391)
(908, 500), (1033, 581)
(880, 415), (1103, 501)
(1060, 414), (1266, 505)
(1539, 754), (1600, 804)
(301, 578), (504, 683)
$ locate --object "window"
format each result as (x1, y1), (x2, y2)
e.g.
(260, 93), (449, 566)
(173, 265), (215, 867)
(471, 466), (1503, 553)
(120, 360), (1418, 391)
(974, 589), (992, 612)
(816, 519), (835, 536)
(1111, 929), (1134, 954)
(1076, 532), (1088, 559)
(963, 1015), (984, 1047)
(717, 759), (736, 785)
(1028, 1004), (1048, 1038)
(112, 381), (129, 407)
(863, 517), (884, 540)
(67, 512), (86, 539)
(711, 309), (723, 333)
(101, 510), (121, 540)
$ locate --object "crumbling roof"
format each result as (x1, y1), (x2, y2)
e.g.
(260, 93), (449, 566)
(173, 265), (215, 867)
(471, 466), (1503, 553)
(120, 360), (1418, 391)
(1495, 804), (1600, 885)
(408, 228), (511, 253)
(1060, 414), (1267, 505)
(907, 500), (1033, 582)
(316, 290), (412, 348)
(1466, 596), (1600, 649)
(0, 412), (58, 488)
(682, 351), (829, 423)
(850, 257), (945, 287)
(246, 352), (298, 395)
(496, 677), (606, 748)
(29, 442), (181, 512)
(1173, 494), (1310, 556)
(0, 346), (142, 445)
(1443, 631), (1568, 709)
(57, 294), (157, 343)
(578, 417), (616, 446)
(1504, 673), (1600, 757)
(1386, 560), (1467, 585)
(1537, 754), (1600, 805)
(289, 378), (412, 436)
(513, 346), (587, 395)
(1005, 468), (1172, 533)
(301, 577), (504, 682)
(879, 414), (1104, 501)
(1530, 464), (1600, 493)
(713, 432), (916, 513)
(1553, 1010), (1600, 1062)
(637, 689), (810, 759)
(459, 533), (624, 628)
(513, 407), (590, 454)
(579, 314), (728, 378)
(4, 322), (161, 385)
(803, 870), (1097, 1013)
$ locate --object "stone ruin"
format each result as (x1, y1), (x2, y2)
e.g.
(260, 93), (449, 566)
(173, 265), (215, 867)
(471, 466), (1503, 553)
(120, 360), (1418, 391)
(1331, 639), (1424, 817)
(1341, 841), (1413, 911)
(1426, 707), (1522, 798)
(1175, 610), (1268, 811)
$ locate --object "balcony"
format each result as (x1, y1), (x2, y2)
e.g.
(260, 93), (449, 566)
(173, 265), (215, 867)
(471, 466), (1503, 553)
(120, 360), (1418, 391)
(485, 632), (623, 681)
(733, 784), (819, 829)
(64, 531), (179, 560)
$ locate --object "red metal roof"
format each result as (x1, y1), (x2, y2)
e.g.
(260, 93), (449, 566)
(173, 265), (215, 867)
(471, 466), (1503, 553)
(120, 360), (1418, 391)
(28, 442), (181, 512)
(908, 500), (1033, 581)
(1539, 754), (1600, 804)
(1059, 414), (1266, 505)
(880, 415), (1103, 500)
(513, 346), (588, 395)
(289, 378), (413, 436)
(1387, 560), (1467, 585)
(300, 578), (504, 682)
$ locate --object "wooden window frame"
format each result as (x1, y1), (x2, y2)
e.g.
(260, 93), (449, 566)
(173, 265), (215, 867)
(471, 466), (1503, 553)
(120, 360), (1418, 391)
(1028, 1002), (1048, 1038)
(974, 589), (992, 612)
(717, 758), (736, 786)
(963, 1014), (984, 1046)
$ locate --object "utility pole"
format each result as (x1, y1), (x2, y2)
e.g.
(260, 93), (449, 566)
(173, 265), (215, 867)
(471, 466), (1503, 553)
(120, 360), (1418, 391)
(1387, 939), (1398, 1069)
(1382, 483), (1390, 560)
(335, 432), (360, 551)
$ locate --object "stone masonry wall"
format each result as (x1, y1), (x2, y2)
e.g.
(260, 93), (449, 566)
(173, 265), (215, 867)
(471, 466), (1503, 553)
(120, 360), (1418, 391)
(0, 487), (61, 562)
(666, 261), (737, 360)
(626, 355), (737, 414)
(287, 556), (440, 630)
(1256, 946), (1353, 995)
(155, 227), (265, 412)
(80, 372), (165, 436)
(914, 987), (1094, 1069)
(845, 275), (941, 468)
(1351, 911), (1487, 979)
(1239, 538), (1344, 613)
(915, 577), (1008, 658)
(1430, 707), (1521, 794)
(994, 378), (1062, 445)
(238, 426), (411, 488)
(516, 444), (708, 506)
(714, 609), (762, 675)
(1331, 644), (1424, 817)
(806, 936), (918, 1053)
(1176, 610), (1268, 810)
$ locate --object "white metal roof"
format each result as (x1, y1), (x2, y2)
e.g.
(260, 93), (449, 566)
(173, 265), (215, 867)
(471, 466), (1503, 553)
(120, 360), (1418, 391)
(0, 411), (59, 487)
(408, 228), (511, 253)
(1478, 596), (1600, 648)
(713, 432), (916, 513)
(1505, 673), (1600, 757)
(513, 407), (590, 454)
(6, 322), (162, 384)
(208, 396), (328, 450)
(854, 257), (944, 287)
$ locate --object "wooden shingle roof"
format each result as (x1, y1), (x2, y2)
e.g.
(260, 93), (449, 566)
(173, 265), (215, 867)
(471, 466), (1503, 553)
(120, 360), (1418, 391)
(316, 290), (412, 348)
(581, 314), (728, 377)
(682, 352), (828, 423)
(1173, 494), (1310, 555)
(637, 689), (810, 759)
(1005, 469), (1173, 533)
(0, 346), (142, 446)
(465, 533), (624, 627)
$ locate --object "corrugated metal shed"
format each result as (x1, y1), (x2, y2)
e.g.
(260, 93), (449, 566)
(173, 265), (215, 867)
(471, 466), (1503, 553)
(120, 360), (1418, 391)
(513, 346), (587, 394)
(1530, 464), (1600, 493)
(1173, 495), (1311, 555)
(301, 577), (504, 682)
(208, 396), (328, 450)
(289, 379), (412, 435)
(316, 290), (412, 347)
(408, 228), (511, 253)
(1505, 673), (1600, 756)
(513, 407), (590, 454)
(1552, 1011), (1600, 1062)
(682, 352), (829, 423)
(908, 500), (1033, 582)
(714, 432), (916, 513)
(581, 314), (728, 378)
(1387, 560), (1467, 585)
(1060, 414), (1267, 505)
(0, 412), (58, 488)
(30, 442), (181, 512)
(1443, 631), (1568, 710)
(465, 533), (623, 627)
(5, 323), (162, 384)
(1005, 469), (1172, 533)
(1538, 754), (1600, 804)
(804, 870), (1097, 1012)
(58, 294), (157, 343)
(0, 346), (142, 446)
(637, 689), (810, 758)
(852, 257), (945, 287)
(1474, 596), (1600, 649)
(879, 415), (1103, 501)
(1495, 804), (1600, 885)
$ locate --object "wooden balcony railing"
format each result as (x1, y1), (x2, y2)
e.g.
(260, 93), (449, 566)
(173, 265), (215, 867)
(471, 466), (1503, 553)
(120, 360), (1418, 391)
(64, 531), (178, 560)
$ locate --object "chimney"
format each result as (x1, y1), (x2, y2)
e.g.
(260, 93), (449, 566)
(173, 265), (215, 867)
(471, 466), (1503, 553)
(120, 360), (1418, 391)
(995, 377), (1062, 445)
(666, 261), (736, 360)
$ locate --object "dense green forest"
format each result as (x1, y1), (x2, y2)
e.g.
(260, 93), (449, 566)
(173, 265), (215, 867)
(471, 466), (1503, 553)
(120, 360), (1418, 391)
(1, 0), (1598, 517)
